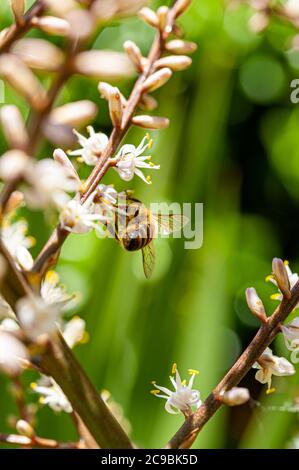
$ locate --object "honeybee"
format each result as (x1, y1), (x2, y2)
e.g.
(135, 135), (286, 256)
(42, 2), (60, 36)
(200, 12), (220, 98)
(108, 194), (188, 279)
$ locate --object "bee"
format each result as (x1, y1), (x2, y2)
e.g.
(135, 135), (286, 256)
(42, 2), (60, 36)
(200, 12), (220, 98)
(107, 193), (188, 279)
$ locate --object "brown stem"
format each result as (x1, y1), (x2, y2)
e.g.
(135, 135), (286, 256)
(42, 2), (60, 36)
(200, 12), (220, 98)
(0, 1), (46, 53)
(166, 281), (299, 449)
(33, 4), (179, 274)
(0, 433), (80, 449)
(12, 377), (30, 422)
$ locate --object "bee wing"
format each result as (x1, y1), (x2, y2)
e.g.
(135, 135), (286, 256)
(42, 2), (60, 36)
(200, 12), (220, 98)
(142, 243), (155, 279)
(151, 214), (189, 236)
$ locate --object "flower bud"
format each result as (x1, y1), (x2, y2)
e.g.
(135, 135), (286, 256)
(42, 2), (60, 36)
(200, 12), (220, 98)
(0, 54), (47, 111)
(108, 87), (123, 128)
(16, 420), (35, 439)
(272, 258), (291, 299)
(0, 331), (28, 377)
(142, 67), (172, 92)
(157, 6), (169, 31)
(98, 82), (127, 107)
(221, 387), (250, 406)
(6, 191), (24, 214)
(165, 39), (197, 55)
(44, 0), (78, 15)
(65, 9), (95, 40)
(0, 150), (29, 181)
(139, 94), (158, 111)
(132, 115), (169, 129)
(74, 51), (135, 80)
(31, 16), (71, 36)
(138, 7), (159, 28)
(49, 101), (98, 128)
(53, 149), (80, 183)
(0, 105), (29, 150)
(173, 0), (192, 18)
(11, 39), (65, 72)
(11, 0), (25, 25)
(123, 40), (143, 72)
(245, 287), (267, 322)
(249, 12), (269, 33)
(155, 55), (192, 71)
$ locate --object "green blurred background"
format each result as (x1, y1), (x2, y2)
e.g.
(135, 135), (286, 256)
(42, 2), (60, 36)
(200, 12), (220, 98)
(1, 0), (299, 449)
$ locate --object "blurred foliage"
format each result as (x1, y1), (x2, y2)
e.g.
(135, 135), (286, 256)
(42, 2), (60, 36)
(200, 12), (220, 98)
(1, 0), (299, 449)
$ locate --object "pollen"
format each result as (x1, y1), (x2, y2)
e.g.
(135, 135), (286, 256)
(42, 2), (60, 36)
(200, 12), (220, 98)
(271, 293), (281, 300)
(181, 379), (187, 386)
(188, 368), (199, 375)
(148, 139), (153, 149)
(171, 363), (177, 374)
(146, 175), (152, 184)
(265, 275), (274, 282)
(284, 260), (289, 266)
(150, 389), (160, 395)
(266, 387), (276, 395)
(45, 270), (59, 285)
(30, 382), (37, 390)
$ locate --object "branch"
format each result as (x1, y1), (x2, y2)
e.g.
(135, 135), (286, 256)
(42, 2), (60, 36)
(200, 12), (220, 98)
(165, 279), (299, 449)
(0, 1), (46, 53)
(33, 1), (182, 275)
(0, 239), (133, 449)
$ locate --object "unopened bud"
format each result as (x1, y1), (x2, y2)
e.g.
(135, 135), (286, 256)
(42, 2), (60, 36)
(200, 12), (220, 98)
(142, 67), (172, 92)
(11, 38), (65, 72)
(221, 387), (250, 406)
(123, 40), (143, 72)
(0, 331), (28, 377)
(98, 82), (127, 107)
(245, 287), (267, 322)
(139, 94), (158, 111)
(0, 54), (47, 110)
(272, 258), (291, 299)
(249, 12), (269, 33)
(50, 101), (98, 128)
(138, 7), (159, 28)
(108, 87), (123, 128)
(31, 16), (71, 36)
(132, 115), (169, 129)
(157, 6), (169, 31)
(6, 191), (24, 214)
(74, 51), (135, 80)
(173, 0), (192, 18)
(11, 0), (25, 25)
(0, 150), (29, 181)
(165, 39), (197, 55)
(65, 9), (95, 40)
(0, 105), (29, 150)
(16, 419), (35, 439)
(155, 55), (192, 71)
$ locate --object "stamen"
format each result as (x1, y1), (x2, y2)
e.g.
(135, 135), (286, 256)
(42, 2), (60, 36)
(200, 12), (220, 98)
(171, 363), (177, 374)
(284, 260), (289, 266)
(146, 175), (152, 184)
(266, 387), (276, 395)
(30, 382), (37, 390)
(151, 380), (156, 385)
(181, 379), (187, 386)
(150, 390), (160, 395)
(148, 139), (153, 149)
(270, 294), (281, 300)
(265, 275), (274, 282)
(188, 368), (199, 375)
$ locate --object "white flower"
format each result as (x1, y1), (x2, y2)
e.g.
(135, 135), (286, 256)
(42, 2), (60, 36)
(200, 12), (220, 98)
(112, 134), (159, 184)
(1, 220), (34, 266)
(61, 316), (86, 349)
(41, 270), (75, 311)
(151, 364), (201, 415)
(24, 157), (80, 209)
(60, 192), (108, 235)
(252, 347), (295, 391)
(267, 261), (299, 306)
(0, 318), (20, 332)
(281, 317), (299, 364)
(16, 295), (61, 341)
(68, 126), (109, 166)
(31, 377), (72, 413)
